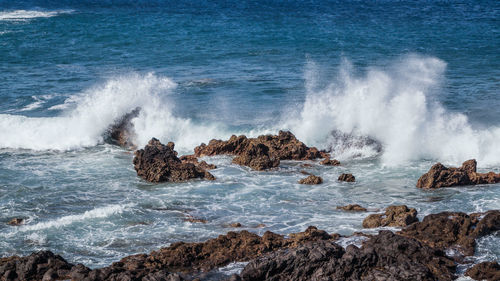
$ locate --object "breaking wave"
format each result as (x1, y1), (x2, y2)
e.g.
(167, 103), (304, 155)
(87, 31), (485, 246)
(0, 9), (73, 21)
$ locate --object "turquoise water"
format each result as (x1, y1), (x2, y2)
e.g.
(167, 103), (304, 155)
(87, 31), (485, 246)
(0, 0), (499, 277)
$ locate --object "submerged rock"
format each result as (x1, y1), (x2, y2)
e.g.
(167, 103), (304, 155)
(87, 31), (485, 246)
(320, 157), (340, 166)
(7, 218), (23, 226)
(398, 210), (500, 256)
(133, 138), (215, 183)
(107, 107), (140, 149)
(338, 173), (355, 182)
(193, 131), (326, 170)
(298, 174), (323, 185)
(416, 159), (500, 188)
(238, 230), (456, 281)
(336, 204), (367, 212)
(362, 205), (418, 228)
(465, 261), (500, 281)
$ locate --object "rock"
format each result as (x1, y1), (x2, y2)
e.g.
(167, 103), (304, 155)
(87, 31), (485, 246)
(416, 159), (500, 188)
(362, 205), (418, 228)
(336, 204), (367, 212)
(298, 174), (323, 185)
(465, 261), (500, 281)
(183, 215), (207, 223)
(320, 157), (340, 166)
(238, 230), (456, 281)
(398, 210), (500, 256)
(193, 131), (326, 170)
(179, 155), (217, 170)
(229, 223), (242, 227)
(107, 107), (140, 149)
(7, 218), (23, 226)
(338, 173), (355, 182)
(133, 138), (215, 183)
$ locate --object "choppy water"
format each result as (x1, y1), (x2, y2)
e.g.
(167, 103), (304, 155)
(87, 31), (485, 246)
(1, 0), (499, 277)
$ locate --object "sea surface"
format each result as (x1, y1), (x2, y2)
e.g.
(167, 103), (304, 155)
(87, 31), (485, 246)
(0, 0), (499, 278)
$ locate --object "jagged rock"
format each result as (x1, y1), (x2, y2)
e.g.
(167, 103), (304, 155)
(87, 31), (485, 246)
(320, 157), (340, 166)
(465, 261), (500, 281)
(7, 218), (23, 226)
(336, 204), (367, 212)
(338, 173), (355, 182)
(298, 174), (323, 185)
(179, 155), (217, 170)
(238, 230), (456, 281)
(398, 210), (500, 256)
(362, 205), (418, 228)
(108, 107), (140, 149)
(416, 159), (500, 188)
(183, 215), (207, 223)
(193, 131), (326, 170)
(229, 223), (242, 228)
(133, 138), (215, 183)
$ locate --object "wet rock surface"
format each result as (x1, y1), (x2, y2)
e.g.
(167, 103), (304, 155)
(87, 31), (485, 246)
(238, 230), (456, 281)
(298, 174), (323, 185)
(179, 155), (217, 170)
(362, 205), (418, 228)
(416, 159), (500, 189)
(7, 218), (24, 226)
(338, 173), (355, 182)
(320, 157), (340, 166)
(398, 210), (500, 256)
(193, 131), (326, 170)
(336, 204), (367, 212)
(133, 138), (215, 183)
(465, 261), (500, 281)
(107, 107), (140, 149)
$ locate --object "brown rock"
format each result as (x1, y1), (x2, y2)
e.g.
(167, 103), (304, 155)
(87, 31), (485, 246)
(399, 210), (500, 256)
(133, 138), (215, 183)
(179, 155), (217, 170)
(183, 215), (207, 223)
(107, 107), (140, 149)
(336, 204), (367, 212)
(465, 261), (500, 281)
(7, 218), (24, 226)
(229, 223), (242, 228)
(298, 175), (323, 185)
(362, 205), (418, 228)
(416, 159), (500, 188)
(338, 173), (355, 182)
(320, 157), (340, 166)
(232, 143), (280, 171)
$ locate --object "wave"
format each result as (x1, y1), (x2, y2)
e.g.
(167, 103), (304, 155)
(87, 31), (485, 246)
(0, 9), (73, 21)
(283, 55), (500, 166)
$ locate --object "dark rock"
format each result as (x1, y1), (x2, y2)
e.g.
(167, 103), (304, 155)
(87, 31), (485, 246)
(183, 215), (207, 223)
(298, 174), (323, 185)
(416, 159), (500, 188)
(338, 173), (355, 182)
(179, 155), (217, 170)
(362, 205), (418, 228)
(133, 138), (215, 183)
(465, 261), (500, 281)
(193, 131), (326, 170)
(320, 157), (340, 166)
(229, 223), (242, 228)
(336, 204), (367, 212)
(7, 218), (23, 226)
(238, 230), (456, 281)
(107, 107), (140, 149)
(398, 210), (500, 256)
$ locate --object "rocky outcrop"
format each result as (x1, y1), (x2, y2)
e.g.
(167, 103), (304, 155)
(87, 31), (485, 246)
(336, 204), (367, 212)
(179, 155), (217, 170)
(416, 159), (500, 188)
(362, 205), (418, 228)
(193, 131), (326, 170)
(298, 174), (323, 185)
(107, 107), (140, 149)
(399, 210), (500, 256)
(338, 173), (355, 182)
(465, 261), (500, 281)
(133, 138), (215, 183)
(238, 230), (456, 281)
(320, 157), (340, 166)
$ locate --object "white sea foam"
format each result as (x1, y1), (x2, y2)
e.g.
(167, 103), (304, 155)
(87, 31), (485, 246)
(0, 9), (73, 21)
(20, 94), (55, 111)
(284, 55), (500, 166)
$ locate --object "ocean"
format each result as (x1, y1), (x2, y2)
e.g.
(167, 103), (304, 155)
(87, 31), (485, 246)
(0, 0), (499, 278)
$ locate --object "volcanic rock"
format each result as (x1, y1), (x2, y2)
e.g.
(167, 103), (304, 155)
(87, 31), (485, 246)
(336, 204), (367, 212)
(338, 173), (355, 182)
(238, 230), (456, 281)
(398, 210), (500, 256)
(320, 157), (340, 166)
(179, 155), (217, 170)
(107, 107), (140, 149)
(133, 138), (215, 183)
(232, 142), (280, 171)
(362, 205), (418, 228)
(298, 174), (323, 185)
(465, 261), (500, 281)
(416, 159), (500, 188)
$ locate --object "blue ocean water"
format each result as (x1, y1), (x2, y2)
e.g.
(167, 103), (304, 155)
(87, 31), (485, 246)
(0, 0), (499, 277)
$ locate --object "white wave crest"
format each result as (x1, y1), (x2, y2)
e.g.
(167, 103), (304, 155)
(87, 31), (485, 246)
(284, 55), (500, 166)
(0, 9), (73, 21)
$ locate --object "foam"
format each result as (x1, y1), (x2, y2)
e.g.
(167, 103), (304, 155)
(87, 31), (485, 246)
(284, 55), (500, 166)
(0, 9), (73, 21)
